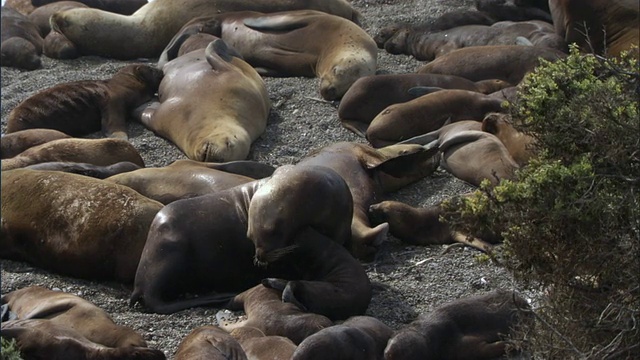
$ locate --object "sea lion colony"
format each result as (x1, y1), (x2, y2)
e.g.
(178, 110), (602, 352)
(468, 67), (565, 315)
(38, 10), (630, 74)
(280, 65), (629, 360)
(2, 0), (638, 358)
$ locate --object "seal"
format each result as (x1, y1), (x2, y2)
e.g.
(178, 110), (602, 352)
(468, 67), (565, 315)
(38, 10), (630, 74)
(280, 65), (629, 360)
(4, 0), (36, 14)
(229, 327), (297, 360)
(0, 129), (71, 159)
(338, 73), (510, 136)
(166, 10), (377, 100)
(137, 40), (270, 162)
(26, 161), (142, 179)
(32, 0), (148, 15)
(105, 159), (274, 204)
(0, 169), (164, 282)
(366, 89), (505, 148)
(174, 326), (248, 360)
(384, 290), (531, 360)
(6, 64), (163, 140)
(2, 286), (147, 348)
(292, 316), (393, 360)
(50, 0), (361, 59)
(217, 283), (332, 344)
(1, 6), (43, 70)
(481, 112), (536, 166)
(416, 45), (567, 85)
(28, 1), (89, 36)
(1, 138), (145, 171)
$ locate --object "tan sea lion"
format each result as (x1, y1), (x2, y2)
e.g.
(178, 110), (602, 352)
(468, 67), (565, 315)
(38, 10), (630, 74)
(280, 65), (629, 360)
(338, 73), (510, 136)
(1, 6), (43, 70)
(229, 327), (297, 360)
(50, 0), (361, 59)
(0, 169), (163, 282)
(32, 0), (148, 15)
(366, 89), (505, 148)
(28, 1), (88, 36)
(481, 112), (536, 166)
(2, 286), (147, 348)
(416, 45), (567, 85)
(0, 128), (71, 159)
(6, 64), (163, 139)
(384, 290), (531, 360)
(174, 326), (248, 360)
(137, 40), (270, 162)
(25, 161), (142, 179)
(1, 138), (145, 171)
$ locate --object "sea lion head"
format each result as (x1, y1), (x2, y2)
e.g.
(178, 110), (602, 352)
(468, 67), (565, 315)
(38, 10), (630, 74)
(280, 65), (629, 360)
(1, 37), (41, 70)
(318, 51), (376, 101)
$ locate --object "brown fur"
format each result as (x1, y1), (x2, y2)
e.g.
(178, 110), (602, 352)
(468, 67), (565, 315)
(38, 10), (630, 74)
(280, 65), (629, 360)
(28, 1), (88, 36)
(1, 129), (71, 159)
(230, 327), (297, 360)
(482, 112), (536, 166)
(32, 0), (147, 15)
(1, 6), (43, 70)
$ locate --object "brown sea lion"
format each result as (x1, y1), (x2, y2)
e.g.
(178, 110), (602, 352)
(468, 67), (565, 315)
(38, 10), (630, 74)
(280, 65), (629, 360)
(229, 327), (297, 360)
(1, 6), (43, 70)
(0, 169), (163, 282)
(1, 138), (145, 171)
(481, 112), (536, 166)
(25, 161), (142, 179)
(28, 1), (88, 36)
(475, 0), (552, 23)
(50, 0), (361, 59)
(32, 0), (148, 15)
(384, 290), (531, 360)
(338, 73), (510, 137)
(366, 89), (505, 148)
(1, 319), (166, 360)
(5, 0), (36, 14)
(6, 64), (163, 139)
(2, 286), (147, 348)
(292, 316), (393, 360)
(42, 26), (78, 59)
(0, 128), (71, 159)
(218, 283), (333, 344)
(137, 40), (269, 162)
(174, 326), (248, 360)
(416, 45), (567, 85)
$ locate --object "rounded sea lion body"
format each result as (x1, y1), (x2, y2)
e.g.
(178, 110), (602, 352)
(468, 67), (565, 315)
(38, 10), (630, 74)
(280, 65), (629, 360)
(6, 64), (163, 139)
(0, 169), (163, 282)
(28, 1), (88, 36)
(174, 326), (248, 360)
(51, 0), (361, 59)
(1, 6), (43, 70)
(25, 161), (142, 179)
(0, 128), (71, 159)
(230, 327), (297, 360)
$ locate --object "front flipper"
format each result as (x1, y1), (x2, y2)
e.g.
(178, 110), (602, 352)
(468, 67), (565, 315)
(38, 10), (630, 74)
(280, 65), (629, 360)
(243, 13), (311, 32)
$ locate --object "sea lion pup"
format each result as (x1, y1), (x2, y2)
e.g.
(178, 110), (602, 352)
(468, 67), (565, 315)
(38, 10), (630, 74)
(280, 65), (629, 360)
(2, 286), (147, 348)
(1, 6), (44, 70)
(217, 283), (332, 344)
(338, 74), (511, 136)
(384, 290), (531, 360)
(416, 45), (567, 85)
(174, 326), (248, 360)
(32, 0), (148, 15)
(0, 128), (71, 159)
(50, 0), (361, 60)
(292, 316), (393, 360)
(229, 327), (297, 360)
(6, 64), (163, 140)
(137, 40), (270, 162)
(369, 200), (497, 253)
(481, 112), (537, 166)
(295, 142), (440, 261)
(0, 169), (163, 282)
(105, 159), (274, 204)
(28, 1), (88, 36)
(1, 137), (145, 170)
(25, 161), (141, 179)
(366, 89), (505, 148)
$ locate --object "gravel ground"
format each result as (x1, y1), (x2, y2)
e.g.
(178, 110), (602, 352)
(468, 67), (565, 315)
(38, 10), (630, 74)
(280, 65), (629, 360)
(1, 0), (522, 358)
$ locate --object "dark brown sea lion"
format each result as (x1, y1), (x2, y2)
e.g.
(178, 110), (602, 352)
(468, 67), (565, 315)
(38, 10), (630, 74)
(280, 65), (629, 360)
(1, 6), (43, 70)
(218, 283), (333, 344)
(50, 0), (361, 59)
(366, 89), (505, 148)
(292, 316), (393, 360)
(0, 169), (163, 282)
(6, 64), (163, 139)
(1, 138), (145, 171)
(32, 0), (148, 15)
(229, 327), (297, 360)
(0, 128), (71, 159)
(2, 286), (147, 348)
(138, 40), (269, 162)
(1, 319), (166, 360)
(28, 1), (88, 36)
(416, 45), (567, 85)
(338, 73), (510, 136)
(25, 161), (142, 179)
(481, 112), (536, 166)
(174, 326), (248, 360)
(384, 290), (531, 360)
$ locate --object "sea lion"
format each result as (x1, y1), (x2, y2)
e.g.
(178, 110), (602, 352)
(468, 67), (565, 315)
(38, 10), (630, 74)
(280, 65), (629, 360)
(218, 283), (333, 344)
(0, 128), (71, 159)
(137, 40), (270, 162)
(50, 0), (361, 59)
(384, 290), (531, 360)
(416, 45), (567, 85)
(292, 316), (393, 360)
(366, 89), (505, 148)
(105, 159), (274, 204)
(481, 112), (536, 166)
(338, 73), (510, 136)
(2, 286), (147, 348)
(25, 161), (142, 179)
(475, 0), (553, 23)
(164, 10), (377, 100)
(229, 327), (297, 360)
(32, 0), (148, 15)
(5, 0), (36, 14)
(6, 64), (163, 139)
(28, 1), (88, 36)
(1, 6), (43, 70)
(0, 169), (163, 282)
(1, 138), (145, 171)
(174, 326), (248, 360)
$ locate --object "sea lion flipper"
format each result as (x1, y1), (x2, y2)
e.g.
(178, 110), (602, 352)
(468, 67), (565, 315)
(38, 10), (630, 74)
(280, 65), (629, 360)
(205, 39), (242, 68)
(398, 128), (441, 145)
(158, 32), (192, 67)
(243, 14), (310, 32)
(102, 102), (128, 140)
(407, 86), (444, 98)
(281, 282), (308, 312)
(340, 119), (369, 138)
(261, 278), (288, 291)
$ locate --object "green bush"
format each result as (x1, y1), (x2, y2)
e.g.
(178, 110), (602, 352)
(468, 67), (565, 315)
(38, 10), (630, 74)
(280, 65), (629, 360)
(442, 46), (639, 359)
(1, 338), (23, 360)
